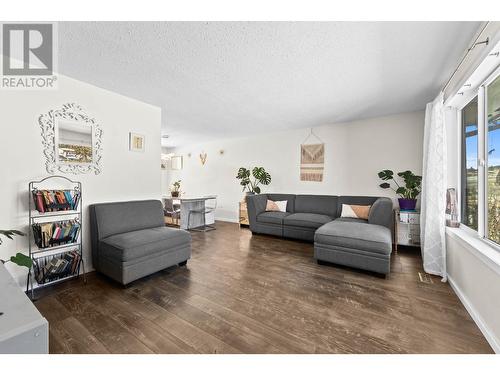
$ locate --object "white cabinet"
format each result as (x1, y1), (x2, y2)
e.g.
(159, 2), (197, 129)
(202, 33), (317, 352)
(0, 263), (48, 353)
(394, 209), (421, 249)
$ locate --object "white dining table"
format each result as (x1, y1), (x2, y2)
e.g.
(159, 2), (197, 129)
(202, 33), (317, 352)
(162, 195), (217, 230)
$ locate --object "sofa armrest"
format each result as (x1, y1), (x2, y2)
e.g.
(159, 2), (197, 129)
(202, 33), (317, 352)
(246, 194), (267, 231)
(368, 197), (393, 230)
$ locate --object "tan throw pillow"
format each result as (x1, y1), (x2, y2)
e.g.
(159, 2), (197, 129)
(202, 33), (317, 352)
(266, 200), (287, 212)
(341, 204), (371, 220)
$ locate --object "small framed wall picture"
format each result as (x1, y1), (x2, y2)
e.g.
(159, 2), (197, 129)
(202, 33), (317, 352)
(129, 132), (145, 152)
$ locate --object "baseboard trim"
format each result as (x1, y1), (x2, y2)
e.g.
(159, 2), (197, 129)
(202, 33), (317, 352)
(215, 217), (239, 224)
(448, 274), (500, 353)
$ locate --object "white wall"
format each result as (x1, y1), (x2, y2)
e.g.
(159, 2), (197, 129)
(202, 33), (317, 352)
(0, 74), (162, 285)
(168, 111), (424, 221)
(446, 232), (500, 352)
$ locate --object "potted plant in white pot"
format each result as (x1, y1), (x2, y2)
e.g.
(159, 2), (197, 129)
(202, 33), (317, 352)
(170, 180), (181, 198)
(236, 167), (271, 195)
(377, 169), (422, 211)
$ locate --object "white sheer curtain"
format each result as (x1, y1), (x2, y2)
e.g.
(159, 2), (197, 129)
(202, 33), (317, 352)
(420, 92), (447, 281)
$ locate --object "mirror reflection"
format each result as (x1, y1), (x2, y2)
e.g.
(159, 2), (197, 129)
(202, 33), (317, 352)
(57, 120), (93, 164)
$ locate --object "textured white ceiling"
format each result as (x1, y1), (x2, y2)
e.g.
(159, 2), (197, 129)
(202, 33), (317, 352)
(58, 22), (480, 147)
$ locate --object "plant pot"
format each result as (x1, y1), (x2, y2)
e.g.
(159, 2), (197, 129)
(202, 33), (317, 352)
(171, 191), (180, 198)
(398, 198), (417, 211)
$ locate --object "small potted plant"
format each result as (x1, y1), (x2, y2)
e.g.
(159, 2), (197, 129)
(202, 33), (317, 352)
(378, 169), (422, 211)
(0, 230), (32, 269)
(170, 180), (181, 197)
(236, 167), (271, 195)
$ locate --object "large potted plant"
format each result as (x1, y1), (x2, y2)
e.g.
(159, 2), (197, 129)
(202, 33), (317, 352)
(236, 167), (271, 194)
(0, 230), (32, 269)
(378, 169), (422, 211)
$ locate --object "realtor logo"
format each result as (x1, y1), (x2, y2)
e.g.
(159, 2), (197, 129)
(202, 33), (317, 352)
(1, 22), (57, 89)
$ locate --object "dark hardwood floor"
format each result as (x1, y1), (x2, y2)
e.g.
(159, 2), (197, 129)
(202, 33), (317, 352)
(35, 221), (493, 354)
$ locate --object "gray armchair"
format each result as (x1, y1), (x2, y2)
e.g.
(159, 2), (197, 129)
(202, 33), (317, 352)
(89, 200), (191, 285)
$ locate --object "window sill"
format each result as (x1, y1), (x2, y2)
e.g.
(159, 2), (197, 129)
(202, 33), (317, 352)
(446, 227), (500, 276)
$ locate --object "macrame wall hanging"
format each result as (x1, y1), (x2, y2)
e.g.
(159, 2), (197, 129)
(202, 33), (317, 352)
(300, 128), (324, 182)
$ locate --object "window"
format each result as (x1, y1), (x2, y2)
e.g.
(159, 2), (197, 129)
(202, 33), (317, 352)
(487, 74), (500, 244)
(460, 68), (500, 249)
(461, 96), (478, 230)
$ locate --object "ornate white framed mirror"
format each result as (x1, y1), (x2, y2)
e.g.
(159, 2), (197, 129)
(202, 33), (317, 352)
(39, 103), (103, 174)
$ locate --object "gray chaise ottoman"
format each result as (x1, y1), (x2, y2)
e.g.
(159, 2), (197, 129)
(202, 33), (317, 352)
(314, 221), (392, 275)
(90, 200), (191, 285)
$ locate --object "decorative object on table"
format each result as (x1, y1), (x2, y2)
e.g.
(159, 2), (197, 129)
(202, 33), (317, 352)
(445, 188), (460, 228)
(0, 230), (32, 270)
(236, 167), (271, 194)
(170, 180), (181, 197)
(129, 132), (145, 152)
(39, 103), (103, 175)
(378, 169), (422, 211)
(394, 208), (421, 250)
(171, 155), (183, 170)
(219, 149), (224, 155)
(27, 176), (85, 300)
(199, 152), (207, 165)
(300, 128), (324, 182)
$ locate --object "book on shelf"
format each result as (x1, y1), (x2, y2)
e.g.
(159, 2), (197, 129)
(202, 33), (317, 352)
(34, 250), (81, 284)
(31, 189), (80, 213)
(32, 220), (80, 249)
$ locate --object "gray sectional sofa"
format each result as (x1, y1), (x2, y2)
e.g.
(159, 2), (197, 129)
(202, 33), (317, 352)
(246, 194), (393, 275)
(90, 200), (191, 285)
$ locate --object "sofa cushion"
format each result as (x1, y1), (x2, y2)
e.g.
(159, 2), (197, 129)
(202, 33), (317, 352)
(340, 204), (371, 220)
(336, 196), (378, 217)
(92, 200), (165, 240)
(294, 195), (338, 217)
(266, 194), (296, 212)
(334, 217), (368, 224)
(284, 213), (333, 229)
(257, 211), (291, 225)
(265, 200), (288, 212)
(100, 226), (191, 262)
(314, 221), (391, 255)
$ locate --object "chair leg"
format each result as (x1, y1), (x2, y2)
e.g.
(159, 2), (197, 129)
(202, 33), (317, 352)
(189, 210), (216, 232)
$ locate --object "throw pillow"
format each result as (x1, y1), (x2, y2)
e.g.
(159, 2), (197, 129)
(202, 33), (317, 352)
(266, 200), (287, 212)
(341, 204), (371, 220)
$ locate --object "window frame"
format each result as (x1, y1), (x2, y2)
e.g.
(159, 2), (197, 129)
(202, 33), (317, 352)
(459, 93), (480, 232)
(459, 64), (500, 250)
(483, 65), (500, 248)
